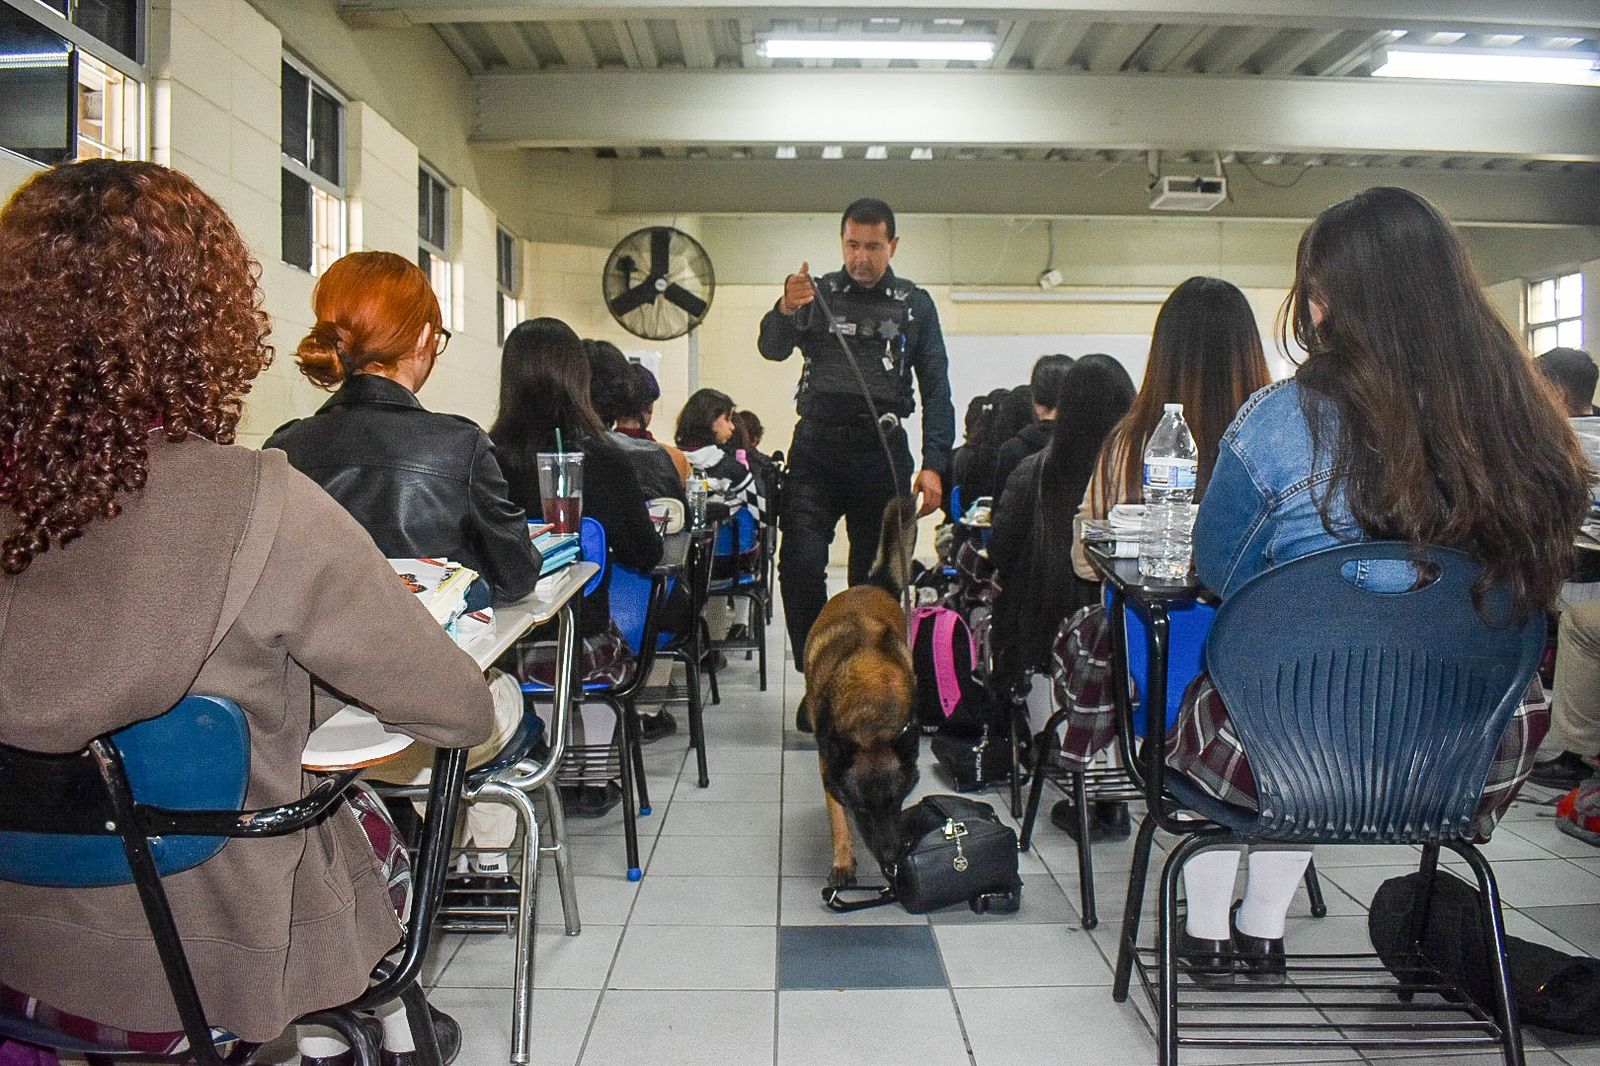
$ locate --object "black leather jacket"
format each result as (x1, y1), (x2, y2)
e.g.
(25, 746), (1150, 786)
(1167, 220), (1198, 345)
(265, 375), (540, 604)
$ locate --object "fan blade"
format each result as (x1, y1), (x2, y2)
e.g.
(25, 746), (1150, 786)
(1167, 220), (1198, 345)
(650, 227), (672, 278)
(609, 280), (658, 317)
(662, 283), (708, 320)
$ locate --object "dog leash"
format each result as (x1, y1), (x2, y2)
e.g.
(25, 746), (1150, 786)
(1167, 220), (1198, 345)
(821, 882), (898, 913)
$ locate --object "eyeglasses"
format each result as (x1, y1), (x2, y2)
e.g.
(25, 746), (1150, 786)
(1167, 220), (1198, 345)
(434, 327), (452, 355)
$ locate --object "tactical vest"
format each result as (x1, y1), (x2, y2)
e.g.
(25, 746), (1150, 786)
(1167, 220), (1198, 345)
(795, 271), (919, 420)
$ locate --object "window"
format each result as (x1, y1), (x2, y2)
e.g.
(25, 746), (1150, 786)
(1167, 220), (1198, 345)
(1529, 272), (1584, 353)
(281, 56), (345, 275)
(496, 226), (522, 343)
(418, 164), (452, 322)
(0, 1), (143, 167)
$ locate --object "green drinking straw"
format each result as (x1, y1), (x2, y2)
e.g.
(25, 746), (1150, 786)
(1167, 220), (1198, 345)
(555, 429), (566, 497)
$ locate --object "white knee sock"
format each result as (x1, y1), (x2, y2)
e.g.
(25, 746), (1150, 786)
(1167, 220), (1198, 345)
(1180, 849), (1242, 940)
(1236, 848), (1314, 940)
(377, 999), (414, 1053)
(296, 1030), (347, 1059)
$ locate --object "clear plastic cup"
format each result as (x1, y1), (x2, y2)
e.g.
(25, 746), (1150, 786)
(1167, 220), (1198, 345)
(536, 452), (584, 533)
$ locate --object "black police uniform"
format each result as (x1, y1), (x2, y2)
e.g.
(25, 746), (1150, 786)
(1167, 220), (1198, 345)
(757, 266), (954, 668)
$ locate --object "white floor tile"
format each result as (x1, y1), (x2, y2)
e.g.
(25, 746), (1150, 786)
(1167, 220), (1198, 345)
(648, 832), (780, 876)
(610, 924), (777, 989)
(630, 873), (779, 925)
(935, 922), (1112, 987)
(428, 986), (598, 1066)
(780, 877), (929, 926)
(777, 989), (970, 1066)
(534, 873), (639, 926)
(435, 924), (623, 990)
(669, 771), (783, 804)
(660, 800), (781, 836)
(580, 989), (774, 1066)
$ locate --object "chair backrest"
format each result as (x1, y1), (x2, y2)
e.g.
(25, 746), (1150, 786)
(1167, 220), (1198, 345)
(713, 506), (760, 559)
(608, 562), (657, 656)
(1205, 542), (1544, 844)
(579, 516), (607, 596)
(950, 484), (964, 520)
(0, 695), (249, 887)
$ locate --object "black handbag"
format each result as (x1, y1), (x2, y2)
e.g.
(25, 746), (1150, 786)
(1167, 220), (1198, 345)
(823, 795), (1022, 915)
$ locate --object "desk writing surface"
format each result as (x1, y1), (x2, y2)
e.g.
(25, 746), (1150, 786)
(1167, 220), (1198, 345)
(302, 561), (596, 770)
(1084, 544), (1207, 604)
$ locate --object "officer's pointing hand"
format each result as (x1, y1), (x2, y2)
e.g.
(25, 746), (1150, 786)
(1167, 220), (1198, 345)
(779, 262), (814, 316)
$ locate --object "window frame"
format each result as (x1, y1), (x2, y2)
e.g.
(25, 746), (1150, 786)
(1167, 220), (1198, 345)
(1527, 270), (1584, 354)
(495, 225), (522, 344)
(417, 160), (454, 323)
(280, 51), (346, 275)
(0, 0), (147, 169)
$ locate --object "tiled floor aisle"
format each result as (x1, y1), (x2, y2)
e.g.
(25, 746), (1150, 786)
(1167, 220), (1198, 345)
(266, 585), (1600, 1066)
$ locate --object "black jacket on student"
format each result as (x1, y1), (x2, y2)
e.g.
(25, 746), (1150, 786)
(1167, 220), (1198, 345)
(266, 374), (540, 605)
(991, 419), (1054, 507)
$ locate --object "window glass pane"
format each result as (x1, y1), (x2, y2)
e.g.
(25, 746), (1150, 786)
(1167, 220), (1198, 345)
(281, 61), (307, 163)
(418, 172), (430, 242)
(1532, 325), (1558, 355)
(418, 246), (432, 274)
(76, 53), (132, 160)
(72, 0), (140, 62)
(496, 229), (516, 291)
(1560, 319), (1584, 350)
(1557, 273), (1583, 320)
(282, 169), (312, 271)
(0, 9), (73, 166)
(418, 171), (446, 249)
(309, 87), (340, 184)
(311, 184), (343, 275)
(428, 253), (452, 323)
(1529, 278), (1557, 325)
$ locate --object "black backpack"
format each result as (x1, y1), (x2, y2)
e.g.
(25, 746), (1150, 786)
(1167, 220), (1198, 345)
(908, 605), (989, 734)
(1370, 870), (1600, 1035)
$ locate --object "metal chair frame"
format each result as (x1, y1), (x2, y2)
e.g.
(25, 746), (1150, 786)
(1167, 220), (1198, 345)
(709, 506), (770, 692)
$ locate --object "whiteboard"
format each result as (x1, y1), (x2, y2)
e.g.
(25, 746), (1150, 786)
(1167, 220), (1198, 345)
(899, 332), (1297, 471)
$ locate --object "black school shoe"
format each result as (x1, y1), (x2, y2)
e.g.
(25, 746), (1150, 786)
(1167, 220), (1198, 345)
(1230, 901), (1288, 984)
(1529, 751), (1597, 790)
(1177, 930), (1235, 987)
(638, 709), (678, 744)
(384, 1009), (462, 1066)
(1049, 799), (1132, 842)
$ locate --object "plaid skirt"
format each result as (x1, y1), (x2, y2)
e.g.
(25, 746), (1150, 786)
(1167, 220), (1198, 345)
(0, 784), (411, 1056)
(506, 618), (635, 689)
(1050, 605), (1121, 770)
(1166, 672), (1550, 840)
(955, 539), (999, 613)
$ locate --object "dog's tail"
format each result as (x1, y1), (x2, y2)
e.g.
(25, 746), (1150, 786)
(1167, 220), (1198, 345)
(865, 492), (920, 599)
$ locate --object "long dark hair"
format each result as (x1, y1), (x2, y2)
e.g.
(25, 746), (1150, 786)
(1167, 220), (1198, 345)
(676, 388), (735, 449)
(490, 317), (606, 469)
(1290, 186), (1588, 615)
(1041, 355), (1137, 536)
(993, 385), (1035, 445)
(1100, 277), (1271, 502)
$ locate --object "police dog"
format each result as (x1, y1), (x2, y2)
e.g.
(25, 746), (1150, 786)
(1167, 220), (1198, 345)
(805, 493), (922, 888)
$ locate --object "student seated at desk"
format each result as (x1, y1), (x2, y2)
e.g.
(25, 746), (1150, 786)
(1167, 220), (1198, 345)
(492, 318), (683, 800)
(988, 355), (1134, 695)
(585, 339), (686, 504)
(266, 251), (536, 900)
(0, 161), (490, 1064)
(676, 387), (764, 520)
(1050, 278), (1271, 839)
(1170, 186), (1588, 984)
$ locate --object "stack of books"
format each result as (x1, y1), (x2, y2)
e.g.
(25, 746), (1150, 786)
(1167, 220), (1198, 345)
(529, 521), (582, 575)
(388, 558), (479, 631)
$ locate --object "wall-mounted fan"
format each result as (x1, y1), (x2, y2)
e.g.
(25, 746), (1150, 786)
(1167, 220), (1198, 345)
(603, 226), (715, 341)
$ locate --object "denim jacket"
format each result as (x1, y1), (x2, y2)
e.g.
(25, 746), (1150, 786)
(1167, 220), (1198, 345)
(1194, 379), (1413, 597)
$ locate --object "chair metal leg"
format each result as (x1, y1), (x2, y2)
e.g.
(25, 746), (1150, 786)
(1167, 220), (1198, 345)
(1304, 856), (1328, 918)
(609, 698), (643, 880)
(1018, 736), (1052, 852)
(476, 782), (541, 1066)
(399, 975), (444, 1066)
(701, 616), (721, 705)
(1446, 841), (1527, 1066)
(625, 696), (652, 816)
(684, 652), (710, 788)
(540, 779), (581, 935)
(755, 594), (768, 691)
(1007, 701), (1023, 820)
(1113, 812), (1160, 1001)
(1398, 843), (1442, 1001)
(1159, 835), (1211, 1066)
(1073, 771), (1098, 931)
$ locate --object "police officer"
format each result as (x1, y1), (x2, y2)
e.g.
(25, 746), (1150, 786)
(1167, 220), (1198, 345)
(758, 198), (953, 728)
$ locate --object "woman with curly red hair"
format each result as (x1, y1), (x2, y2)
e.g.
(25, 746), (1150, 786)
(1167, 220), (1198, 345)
(0, 160), (489, 1063)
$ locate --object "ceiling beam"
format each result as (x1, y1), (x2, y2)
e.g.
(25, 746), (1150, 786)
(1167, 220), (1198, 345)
(605, 157), (1600, 226)
(473, 69), (1600, 162)
(486, 23), (540, 68)
(342, 0), (1600, 36)
(547, 22), (600, 67)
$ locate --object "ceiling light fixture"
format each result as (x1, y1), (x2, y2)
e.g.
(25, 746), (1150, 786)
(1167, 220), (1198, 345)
(1372, 44), (1600, 86)
(909, 147), (934, 160)
(865, 145), (888, 160)
(774, 145), (797, 159)
(758, 35), (995, 62)
(822, 145), (843, 159)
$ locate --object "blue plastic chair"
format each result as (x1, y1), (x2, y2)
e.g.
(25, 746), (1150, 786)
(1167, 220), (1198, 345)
(520, 516), (664, 880)
(709, 506), (769, 691)
(1113, 543), (1542, 1065)
(0, 696), (469, 1066)
(1119, 589), (1214, 738)
(950, 484), (964, 522)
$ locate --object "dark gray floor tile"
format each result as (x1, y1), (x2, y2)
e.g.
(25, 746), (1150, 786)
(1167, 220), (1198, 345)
(778, 924), (946, 989)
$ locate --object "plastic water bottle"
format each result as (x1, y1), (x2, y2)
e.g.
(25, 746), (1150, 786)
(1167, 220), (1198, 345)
(687, 466), (709, 527)
(1139, 403), (1199, 580)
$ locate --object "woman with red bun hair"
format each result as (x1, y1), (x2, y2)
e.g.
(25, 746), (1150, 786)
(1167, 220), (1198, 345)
(0, 162), (490, 1061)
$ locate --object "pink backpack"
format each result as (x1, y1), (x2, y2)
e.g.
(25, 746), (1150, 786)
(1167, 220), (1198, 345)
(908, 605), (986, 733)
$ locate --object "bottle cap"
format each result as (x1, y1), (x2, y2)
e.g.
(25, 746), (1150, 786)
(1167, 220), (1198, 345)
(1163, 403), (1183, 413)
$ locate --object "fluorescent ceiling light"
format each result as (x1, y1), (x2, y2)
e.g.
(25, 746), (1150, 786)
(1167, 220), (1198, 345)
(865, 145), (888, 160)
(822, 145), (843, 159)
(909, 147), (934, 160)
(0, 51), (71, 69)
(1372, 45), (1600, 86)
(774, 145), (797, 159)
(758, 36), (995, 62)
